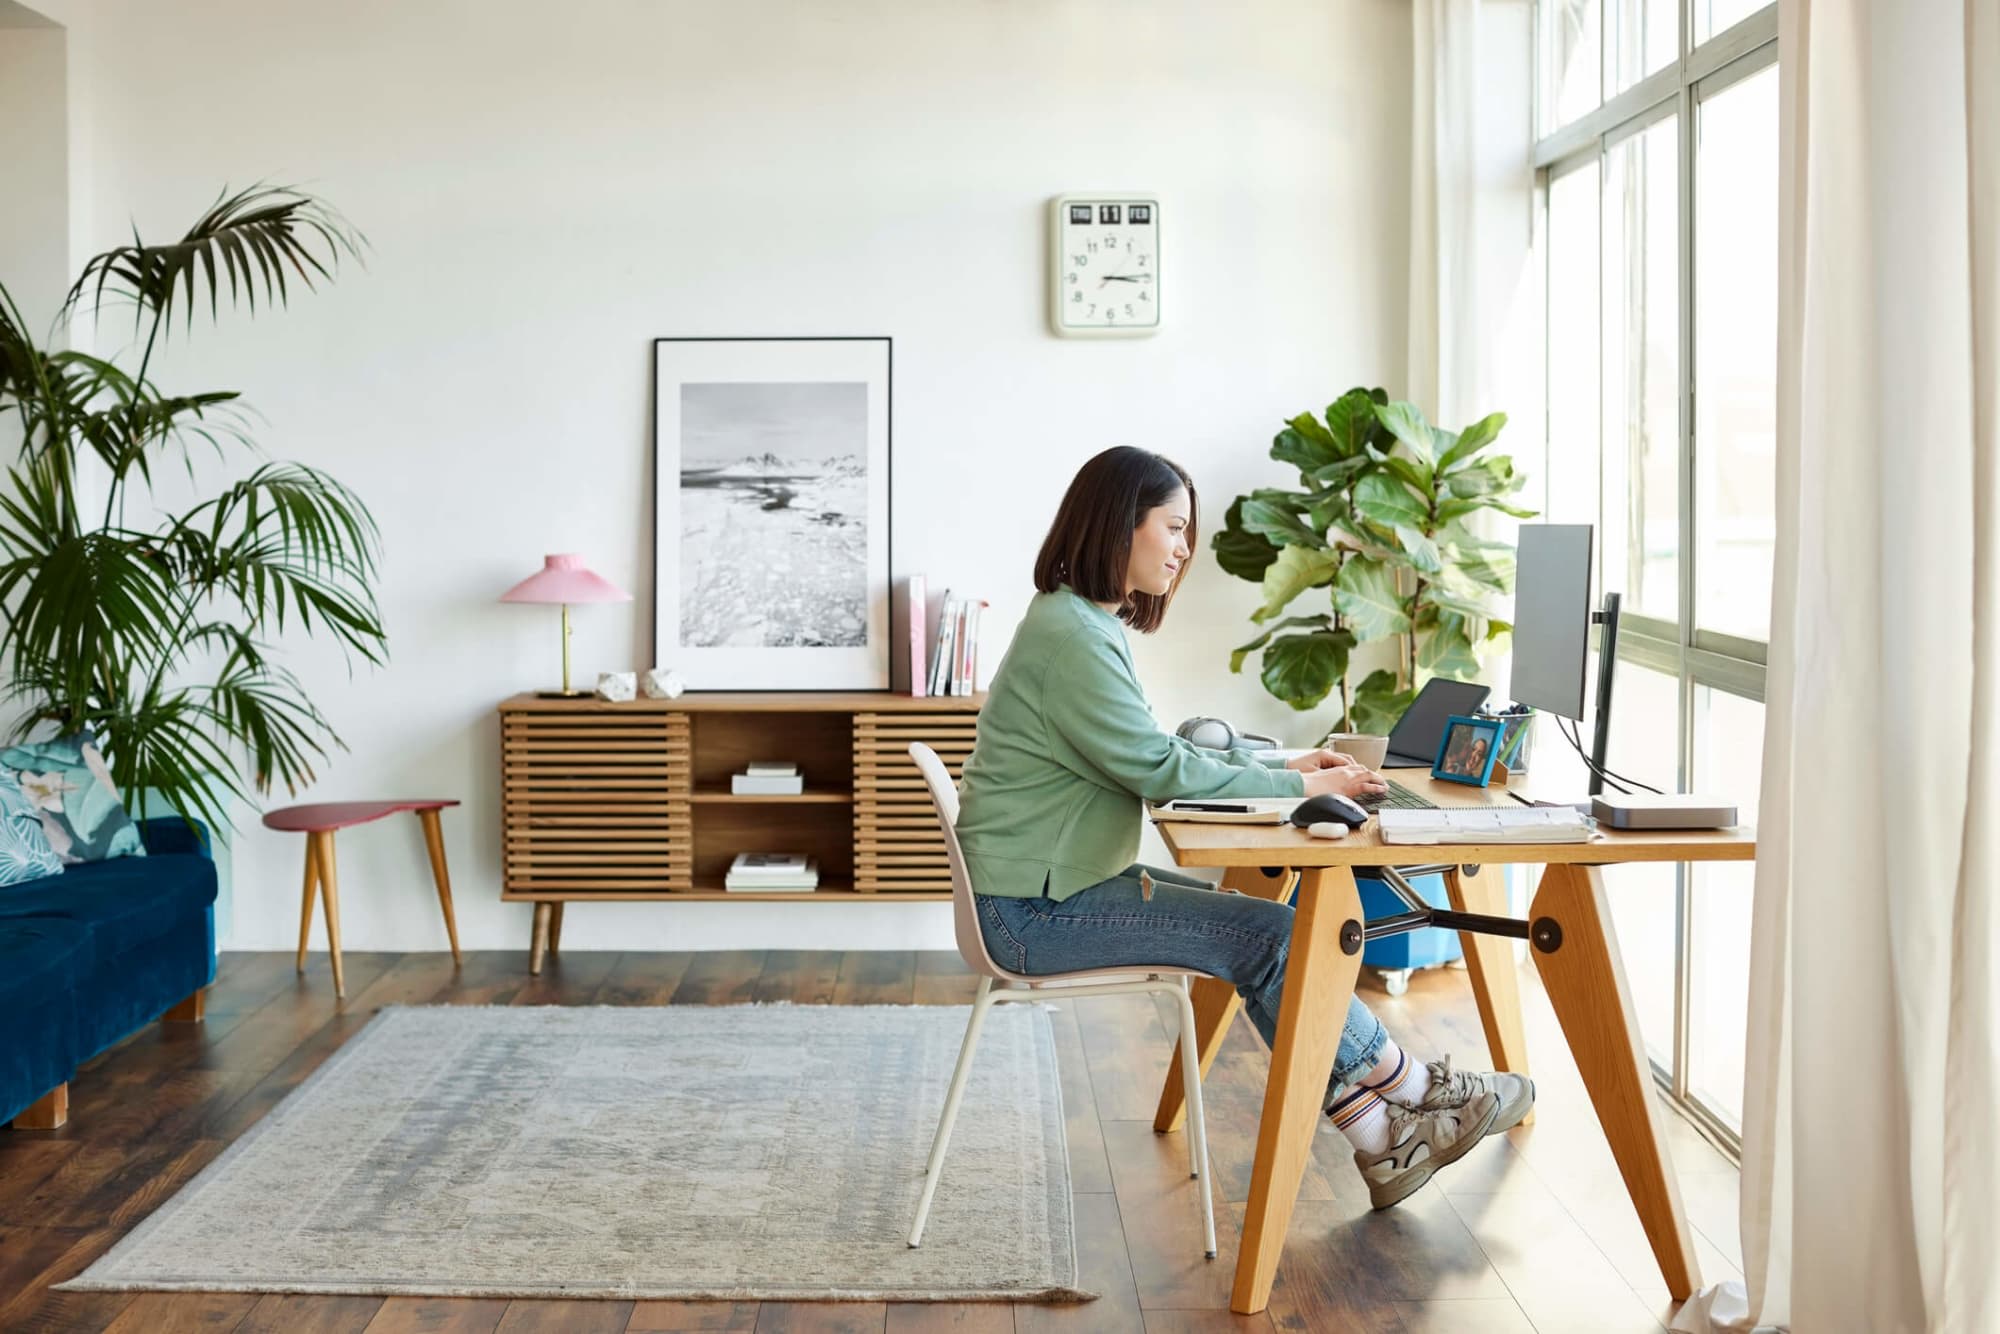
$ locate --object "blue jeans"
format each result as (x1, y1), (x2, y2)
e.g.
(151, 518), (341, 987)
(976, 863), (1389, 1102)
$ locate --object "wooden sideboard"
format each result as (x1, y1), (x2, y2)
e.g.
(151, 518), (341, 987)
(498, 692), (983, 968)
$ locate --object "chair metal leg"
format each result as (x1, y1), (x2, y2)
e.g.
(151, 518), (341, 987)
(1174, 980), (1218, 1260)
(910, 976), (994, 1248)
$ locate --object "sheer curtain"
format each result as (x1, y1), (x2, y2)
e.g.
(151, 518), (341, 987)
(1678, 2), (2000, 1330)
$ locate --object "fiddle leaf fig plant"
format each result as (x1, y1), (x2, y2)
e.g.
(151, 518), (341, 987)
(1214, 387), (1536, 735)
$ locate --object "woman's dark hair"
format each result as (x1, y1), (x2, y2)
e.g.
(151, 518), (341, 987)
(1033, 446), (1196, 634)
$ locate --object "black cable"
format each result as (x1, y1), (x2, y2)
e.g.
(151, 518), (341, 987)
(1556, 715), (1663, 795)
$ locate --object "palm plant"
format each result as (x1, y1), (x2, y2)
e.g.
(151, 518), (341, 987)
(0, 186), (385, 831)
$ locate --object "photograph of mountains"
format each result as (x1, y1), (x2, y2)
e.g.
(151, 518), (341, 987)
(677, 380), (870, 649)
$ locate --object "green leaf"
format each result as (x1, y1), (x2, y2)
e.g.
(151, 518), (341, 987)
(1350, 669), (1414, 736)
(1352, 472), (1428, 532)
(1417, 622), (1480, 678)
(1238, 497), (1324, 549)
(1444, 457), (1522, 499)
(1369, 448), (1434, 495)
(1308, 455), (1371, 490)
(1324, 388), (1386, 458)
(1230, 615), (1335, 673)
(1333, 555), (1411, 639)
(1373, 400), (1439, 468)
(1440, 545), (1513, 592)
(1270, 422), (1337, 474)
(1391, 524), (1442, 574)
(1213, 525), (1281, 581)
(1305, 488), (1350, 535)
(1438, 411), (1507, 470)
(1254, 544), (1341, 622)
(1260, 630), (1353, 710)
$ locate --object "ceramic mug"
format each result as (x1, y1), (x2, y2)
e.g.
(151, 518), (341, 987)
(1322, 732), (1389, 770)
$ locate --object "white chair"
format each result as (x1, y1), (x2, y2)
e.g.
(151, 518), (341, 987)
(905, 742), (1217, 1258)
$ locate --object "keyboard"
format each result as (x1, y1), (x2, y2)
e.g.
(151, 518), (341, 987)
(1357, 778), (1438, 811)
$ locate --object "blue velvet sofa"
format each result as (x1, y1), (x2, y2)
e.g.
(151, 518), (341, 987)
(0, 817), (218, 1129)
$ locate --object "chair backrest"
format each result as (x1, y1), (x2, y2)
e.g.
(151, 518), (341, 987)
(908, 741), (1014, 982)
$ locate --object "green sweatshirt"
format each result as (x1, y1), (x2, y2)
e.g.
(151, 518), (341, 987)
(956, 585), (1305, 900)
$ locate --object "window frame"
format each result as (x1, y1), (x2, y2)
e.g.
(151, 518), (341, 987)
(1532, 0), (1777, 1158)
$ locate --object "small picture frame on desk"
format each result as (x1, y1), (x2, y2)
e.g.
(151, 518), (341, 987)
(1432, 713), (1506, 787)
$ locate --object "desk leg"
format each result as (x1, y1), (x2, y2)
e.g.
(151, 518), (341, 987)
(1154, 865), (1297, 1134)
(549, 902), (565, 957)
(1530, 863), (1700, 1299)
(1444, 864), (1533, 1126)
(1234, 865), (1364, 1315)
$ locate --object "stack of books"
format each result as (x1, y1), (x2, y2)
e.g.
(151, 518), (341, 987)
(892, 576), (987, 698)
(724, 852), (819, 892)
(731, 761), (802, 795)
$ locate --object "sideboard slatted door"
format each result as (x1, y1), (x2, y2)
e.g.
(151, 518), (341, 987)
(502, 711), (692, 893)
(853, 712), (979, 892)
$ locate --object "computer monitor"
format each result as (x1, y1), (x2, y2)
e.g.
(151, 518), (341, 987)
(1509, 524), (1593, 720)
(1508, 524), (1621, 797)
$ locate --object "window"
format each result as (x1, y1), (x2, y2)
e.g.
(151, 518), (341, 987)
(1695, 64), (1779, 645)
(1533, 0), (1777, 1154)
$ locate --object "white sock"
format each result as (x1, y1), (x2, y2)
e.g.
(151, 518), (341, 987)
(1359, 1041), (1433, 1107)
(1327, 1085), (1393, 1154)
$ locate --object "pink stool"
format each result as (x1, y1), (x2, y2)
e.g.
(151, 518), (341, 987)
(263, 800), (463, 997)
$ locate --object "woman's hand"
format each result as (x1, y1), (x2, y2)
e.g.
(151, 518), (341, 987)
(1301, 763), (1389, 801)
(1284, 747), (1358, 772)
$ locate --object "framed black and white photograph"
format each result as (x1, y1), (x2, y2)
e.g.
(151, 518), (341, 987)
(653, 337), (892, 691)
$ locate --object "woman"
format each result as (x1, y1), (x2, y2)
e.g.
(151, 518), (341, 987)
(956, 446), (1532, 1210)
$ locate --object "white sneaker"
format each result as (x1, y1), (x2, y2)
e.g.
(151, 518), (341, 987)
(1416, 1054), (1536, 1132)
(1352, 1089), (1500, 1209)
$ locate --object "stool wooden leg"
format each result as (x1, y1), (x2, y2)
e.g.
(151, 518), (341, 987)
(13, 1083), (67, 1130)
(417, 808), (463, 966)
(296, 835), (321, 974)
(548, 902), (565, 957)
(313, 830), (347, 999)
(529, 902), (552, 975)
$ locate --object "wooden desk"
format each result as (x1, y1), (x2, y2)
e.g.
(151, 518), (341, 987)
(1151, 774), (1755, 1316)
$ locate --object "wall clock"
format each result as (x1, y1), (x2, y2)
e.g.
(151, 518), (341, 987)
(1049, 194), (1160, 338)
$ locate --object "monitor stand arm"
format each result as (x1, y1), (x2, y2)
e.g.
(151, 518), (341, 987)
(1588, 592), (1622, 798)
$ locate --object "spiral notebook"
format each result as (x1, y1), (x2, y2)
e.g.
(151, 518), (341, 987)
(1376, 807), (1596, 845)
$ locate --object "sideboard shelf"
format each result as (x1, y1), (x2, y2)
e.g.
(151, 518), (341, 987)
(498, 691), (982, 970)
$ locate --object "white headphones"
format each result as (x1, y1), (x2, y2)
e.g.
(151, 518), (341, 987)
(1176, 717), (1281, 751)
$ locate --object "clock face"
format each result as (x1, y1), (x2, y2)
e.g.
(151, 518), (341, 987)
(1051, 196), (1160, 337)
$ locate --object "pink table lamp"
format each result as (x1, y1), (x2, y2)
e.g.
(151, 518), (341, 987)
(502, 554), (632, 697)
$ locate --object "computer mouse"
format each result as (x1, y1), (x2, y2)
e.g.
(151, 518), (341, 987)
(1289, 792), (1369, 829)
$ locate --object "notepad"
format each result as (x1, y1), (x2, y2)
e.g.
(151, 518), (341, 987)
(1377, 807), (1597, 845)
(1147, 799), (1296, 825)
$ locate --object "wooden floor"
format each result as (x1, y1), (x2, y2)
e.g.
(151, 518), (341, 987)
(0, 948), (1743, 1333)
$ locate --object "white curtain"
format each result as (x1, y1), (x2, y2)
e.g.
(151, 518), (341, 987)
(1679, 2), (2000, 1330)
(1408, 0), (1483, 427)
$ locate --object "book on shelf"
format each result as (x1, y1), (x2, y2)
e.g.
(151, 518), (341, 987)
(956, 599), (986, 696)
(729, 852), (810, 875)
(731, 773), (805, 795)
(891, 574), (928, 696)
(724, 853), (819, 891)
(926, 591), (955, 697)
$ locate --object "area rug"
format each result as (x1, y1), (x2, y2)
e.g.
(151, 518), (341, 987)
(59, 1003), (1086, 1302)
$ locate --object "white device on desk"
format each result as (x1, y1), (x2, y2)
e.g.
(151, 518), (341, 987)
(1590, 794), (1738, 829)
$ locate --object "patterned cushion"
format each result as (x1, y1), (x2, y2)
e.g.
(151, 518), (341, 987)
(0, 770), (65, 885)
(0, 733), (146, 864)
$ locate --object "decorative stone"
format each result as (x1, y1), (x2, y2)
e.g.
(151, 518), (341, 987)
(642, 668), (686, 700)
(595, 671), (636, 702)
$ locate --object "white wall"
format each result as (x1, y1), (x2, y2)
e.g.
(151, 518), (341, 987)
(47, 0), (1413, 953)
(0, 10), (67, 373)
